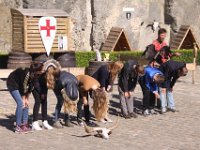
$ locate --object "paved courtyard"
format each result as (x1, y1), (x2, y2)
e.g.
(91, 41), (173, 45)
(0, 68), (199, 150)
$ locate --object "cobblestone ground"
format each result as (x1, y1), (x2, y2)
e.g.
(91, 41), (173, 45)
(0, 68), (199, 150)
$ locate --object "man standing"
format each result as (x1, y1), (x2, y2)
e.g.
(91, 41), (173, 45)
(152, 28), (168, 52)
(153, 28), (181, 63)
(144, 28), (181, 66)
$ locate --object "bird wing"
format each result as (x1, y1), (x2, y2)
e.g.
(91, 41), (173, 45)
(146, 24), (153, 28)
(108, 115), (119, 131)
(84, 123), (95, 133)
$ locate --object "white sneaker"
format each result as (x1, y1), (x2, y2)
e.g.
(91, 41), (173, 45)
(161, 107), (167, 114)
(143, 109), (150, 116)
(78, 121), (84, 127)
(150, 109), (157, 115)
(42, 120), (53, 130)
(32, 121), (43, 131)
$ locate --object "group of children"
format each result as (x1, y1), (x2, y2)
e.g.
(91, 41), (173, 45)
(7, 28), (188, 134)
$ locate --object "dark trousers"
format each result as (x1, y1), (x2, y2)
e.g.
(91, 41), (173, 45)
(143, 90), (156, 109)
(32, 89), (47, 122)
(77, 95), (90, 123)
(53, 89), (69, 122)
(138, 76), (155, 109)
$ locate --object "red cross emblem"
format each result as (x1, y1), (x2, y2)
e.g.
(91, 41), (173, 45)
(40, 19), (56, 37)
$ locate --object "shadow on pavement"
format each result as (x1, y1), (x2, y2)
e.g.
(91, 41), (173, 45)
(110, 94), (147, 116)
(0, 114), (15, 132)
(71, 134), (92, 138)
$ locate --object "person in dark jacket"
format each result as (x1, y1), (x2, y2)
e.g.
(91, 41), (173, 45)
(140, 66), (165, 116)
(159, 60), (188, 113)
(7, 67), (35, 133)
(53, 71), (79, 128)
(92, 61), (123, 91)
(92, 61), (123, 123)
(118, 60), (144, 119)
(32, 74), (52, 130)
(32, 59), (61, 131)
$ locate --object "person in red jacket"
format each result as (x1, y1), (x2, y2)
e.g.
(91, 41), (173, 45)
(143, 28), (181, 67)
(152, 28), (181, 64)
(152, 28), (167, 52)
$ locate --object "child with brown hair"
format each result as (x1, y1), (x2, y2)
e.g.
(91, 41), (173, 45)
(118, 60), (144, 119)
(7, 66), (35, 133)
(32, 59), (61, 131)
(92, 61), (123, 92)
(139, 66), (165, 116)
(76, 75), (100, 126)
(76, 75), (110, 126)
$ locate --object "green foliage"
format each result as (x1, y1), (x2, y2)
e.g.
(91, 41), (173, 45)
(0, 50), (199, 68)
(75, 51), (96, 67)
(0, 52), (9, 56)
(172, 50), (194, 63)
(75, 50), (200, 67)
(75, 51), (144, 67)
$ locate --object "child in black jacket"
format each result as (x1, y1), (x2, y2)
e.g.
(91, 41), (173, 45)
(118, 60), (144, 119)
(159, 60), (188, 113)
(32, 59), (61, 131)
(53, 71), (79, 128)
(92, 61), (123, 91)
(32, 74), (51, 130)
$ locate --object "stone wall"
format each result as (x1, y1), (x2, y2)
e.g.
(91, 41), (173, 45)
(0, 0), (22, 52)
(92, 0), (165, 51)
(164, 0), (200, 44)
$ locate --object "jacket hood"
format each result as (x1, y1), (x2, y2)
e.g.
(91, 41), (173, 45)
(42, 59), (61, 72)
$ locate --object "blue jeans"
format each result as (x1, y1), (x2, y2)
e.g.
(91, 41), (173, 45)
(160, 88), (175, 109)
(10, 90), (29, 126)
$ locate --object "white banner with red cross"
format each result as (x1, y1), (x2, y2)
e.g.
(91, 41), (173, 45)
(39, 17), (57, 56)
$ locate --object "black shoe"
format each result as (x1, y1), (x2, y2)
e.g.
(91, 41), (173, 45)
(121, 114), (131, 119)
(86, 121), (98, 127)
(53, 121), (63, 129)
(64, 121), (74, 127)
(168, 108), (179, 113)
(130, 113), (138, 118)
